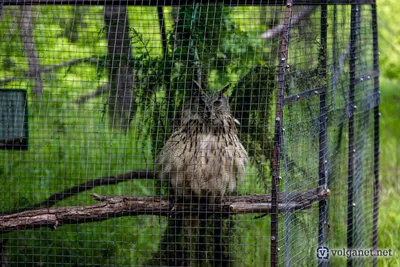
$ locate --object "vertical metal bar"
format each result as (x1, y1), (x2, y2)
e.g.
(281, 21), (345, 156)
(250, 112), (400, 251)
(371, 2), (380, 266)
(331, 5), (338, 108)
(0, 0), (4, 21)
(347, 3), (359, 267)
(271, 1), (292, 266)
(318, 2), (329, 267)
(157, 6), (168, 58)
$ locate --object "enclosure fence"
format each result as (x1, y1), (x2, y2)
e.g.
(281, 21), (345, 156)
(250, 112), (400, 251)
(0, 0), (379, 266)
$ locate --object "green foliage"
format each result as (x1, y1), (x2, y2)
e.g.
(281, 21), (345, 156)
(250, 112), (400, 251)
(1, 87), (160, 265)
(1, 3), (396, 266)
(374, 1), (400, 266)
(230, 66), (276, 189)
(377, 0), (400, 80)
(377, 78), (400, 267)
(0, 5), (278, 266)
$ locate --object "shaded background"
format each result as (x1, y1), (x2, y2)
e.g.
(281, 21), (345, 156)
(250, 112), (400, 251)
(375, 0), (400, 266)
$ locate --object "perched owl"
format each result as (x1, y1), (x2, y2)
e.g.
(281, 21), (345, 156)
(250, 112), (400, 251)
(157, 84), (248, 203)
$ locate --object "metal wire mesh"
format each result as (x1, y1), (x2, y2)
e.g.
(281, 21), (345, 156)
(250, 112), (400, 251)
(0, 1), (379, 266)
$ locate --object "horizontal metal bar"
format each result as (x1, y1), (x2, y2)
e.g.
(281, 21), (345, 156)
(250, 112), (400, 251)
(284, 70), (378, 105)
(284, 86), (325, 105)
(357, 91), (380, 111)
(343, 91), (379, 120)
(2, 0), (375, 6)
(354, 70), (378, 83)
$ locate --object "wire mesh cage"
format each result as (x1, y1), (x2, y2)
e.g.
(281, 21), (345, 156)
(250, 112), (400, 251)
(0, 0), (379, 266)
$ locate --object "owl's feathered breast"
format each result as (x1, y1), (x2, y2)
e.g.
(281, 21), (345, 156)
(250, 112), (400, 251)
(157, 110), (248, 199)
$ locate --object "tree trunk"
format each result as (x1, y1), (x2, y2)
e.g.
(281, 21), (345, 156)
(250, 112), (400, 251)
(149, 210), (237, 267)
(104, 5), (135, 131)
(19, 6), (43, 96)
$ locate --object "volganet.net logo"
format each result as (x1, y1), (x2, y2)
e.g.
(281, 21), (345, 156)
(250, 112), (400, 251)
(316, 246), (393, 260)
(316, 246), (329, 260)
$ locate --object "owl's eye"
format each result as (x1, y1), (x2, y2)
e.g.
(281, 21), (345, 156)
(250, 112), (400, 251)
(199, 97), (206, 105)
(214, 99), (222, 106)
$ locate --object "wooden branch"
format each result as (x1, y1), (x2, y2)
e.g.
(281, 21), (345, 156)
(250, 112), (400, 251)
(261, 6), (317, 40)
(75, 84), (110, 104)
(19, 6), (43, 95)
(41, 58), (101, 73)
(0, 187), (330, 234)
(2, 170), (156, 215)
(0, 57), (100, 86)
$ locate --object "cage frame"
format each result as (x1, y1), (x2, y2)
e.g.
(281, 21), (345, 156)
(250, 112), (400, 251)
(2, 0), (375, 6)
(0, 1), (380, 266)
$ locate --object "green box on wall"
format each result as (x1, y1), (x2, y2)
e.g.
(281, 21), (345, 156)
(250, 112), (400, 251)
(0, 89), (28, 150)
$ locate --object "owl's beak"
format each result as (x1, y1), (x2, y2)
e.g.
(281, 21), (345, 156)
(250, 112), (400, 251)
(205, 106), (215, 120)
(205, 111), (215, 120)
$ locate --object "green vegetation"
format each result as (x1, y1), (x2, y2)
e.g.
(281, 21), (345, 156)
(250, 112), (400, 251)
(377, 78), (400, 267)
(0, 5), (274, 266)
(377, 1), (400, 266)
(0, 2), (398, 266)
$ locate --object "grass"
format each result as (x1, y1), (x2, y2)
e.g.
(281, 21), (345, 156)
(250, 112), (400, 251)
(377, 77), (400, 267)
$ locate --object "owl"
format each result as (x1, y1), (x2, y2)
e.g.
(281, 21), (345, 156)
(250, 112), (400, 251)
(157, 84), (248, 203)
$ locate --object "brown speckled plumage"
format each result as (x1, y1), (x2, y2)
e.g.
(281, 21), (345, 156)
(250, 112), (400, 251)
(157, 88), (248, 202)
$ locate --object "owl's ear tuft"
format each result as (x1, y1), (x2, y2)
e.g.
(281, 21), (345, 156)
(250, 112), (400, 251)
(193, 80), (205, 96)
(219, 84), (230, 96)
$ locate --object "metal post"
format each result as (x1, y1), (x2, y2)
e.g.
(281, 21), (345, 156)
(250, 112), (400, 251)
(318, 2), (329, 267)
(347, 3), (359, 267)
(371, 2), (380, 266)
(271, 1), (292, 266)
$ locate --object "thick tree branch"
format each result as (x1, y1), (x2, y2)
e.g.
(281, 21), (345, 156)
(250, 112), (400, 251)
(104, 5), (136, 130)
(0, 187), (330, 234)
(261, 6), (317, 40)
(19, 6), (43, 95)
(2, 170), (157, 215)
(75, 84), (110, 104)
(0, 57), (100, 86)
